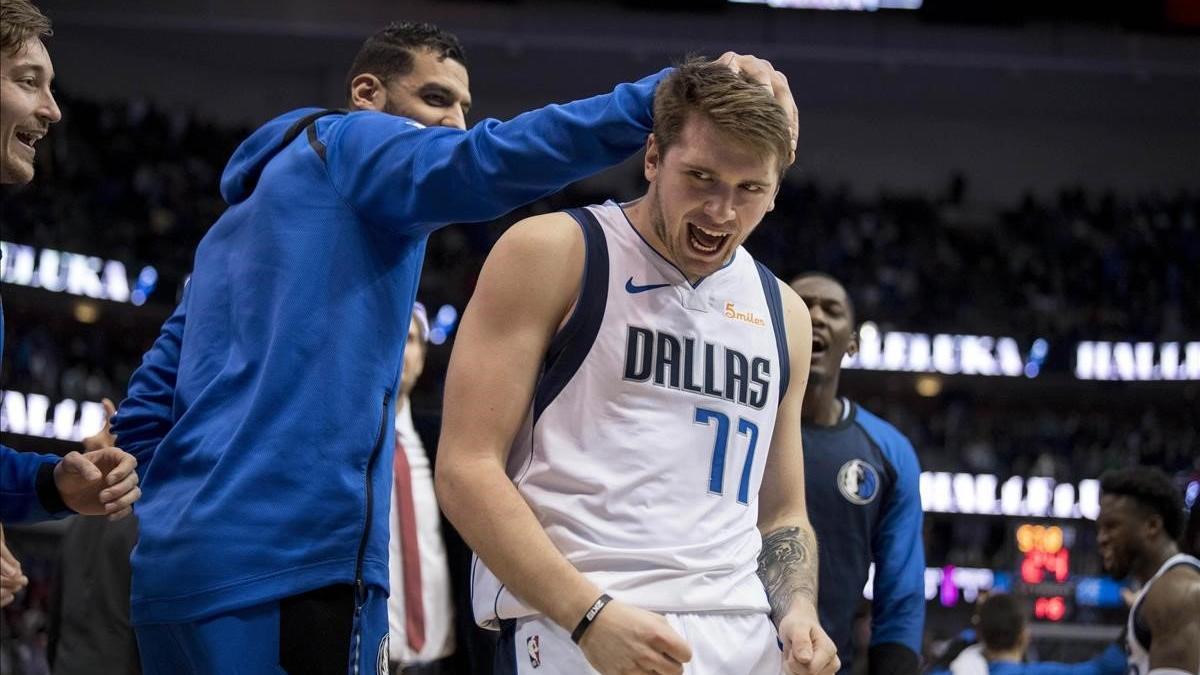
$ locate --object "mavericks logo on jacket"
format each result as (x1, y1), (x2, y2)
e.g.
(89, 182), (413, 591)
(837, 459), (880, 505)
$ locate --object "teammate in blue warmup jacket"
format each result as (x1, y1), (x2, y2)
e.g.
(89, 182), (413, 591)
(790, 272), (926, 675)
(110, 19), (798, 674)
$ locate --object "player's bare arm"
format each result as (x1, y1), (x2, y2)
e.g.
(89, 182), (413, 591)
(436, 212), (691, 675)
(759, 526), (818, 625)
(757, 281), (817, 623)
(437, 212), (588, 624)
(757, 281), (840, 675)
(1142, 567), (1200, 674)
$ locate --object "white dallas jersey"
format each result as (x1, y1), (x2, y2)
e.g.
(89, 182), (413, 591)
(1125, 552), (1200, 675)
(473, 200), (791, 627)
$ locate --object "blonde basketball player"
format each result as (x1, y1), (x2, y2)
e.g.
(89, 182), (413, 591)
(437, 59), (837, 675)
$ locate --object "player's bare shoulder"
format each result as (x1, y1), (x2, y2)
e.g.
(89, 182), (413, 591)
(491, 211), (584, 266)
(480, 210), (588, 328)
(500, 210), (582, 246)
(1138, 561), (1200, 667)
(775, 279), (811, 325)
(1140, 561), (1200, 642)
(775, 278), (813, 365)
(1148, 562), (1200, 613)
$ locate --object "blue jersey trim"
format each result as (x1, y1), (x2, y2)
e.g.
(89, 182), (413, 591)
(755, 261), (790, 401)
(854, 407), (910, 508)
(853, 404), (926, 656)
(495, 619), (517, 675)
(533, 207), (610, 423)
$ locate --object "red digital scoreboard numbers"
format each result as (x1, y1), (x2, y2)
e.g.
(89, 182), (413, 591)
(1016, 524), (1070, 621)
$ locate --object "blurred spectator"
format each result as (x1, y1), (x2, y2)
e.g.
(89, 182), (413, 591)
(861, 395), (1198, 481)
(751, 181), (1199, 344)
(972, 593), (1125, 675)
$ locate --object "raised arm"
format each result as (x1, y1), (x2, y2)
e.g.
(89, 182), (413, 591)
(325, 53), (798, 235)
(325, 71), (666, 234)
(435, 212), (691, 674)
(757, 280), (839, 675)
(867, 431), (926, 675)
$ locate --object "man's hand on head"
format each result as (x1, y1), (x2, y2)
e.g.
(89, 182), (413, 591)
(713, 51), (798, 163)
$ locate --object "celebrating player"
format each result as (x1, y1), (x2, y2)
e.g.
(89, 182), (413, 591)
(437, 59), (834, 675)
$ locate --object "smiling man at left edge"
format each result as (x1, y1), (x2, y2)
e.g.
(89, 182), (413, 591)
(1, 0), (143, 608)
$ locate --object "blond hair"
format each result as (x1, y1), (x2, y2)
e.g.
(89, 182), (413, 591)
(1, 0), (51, 57)
(652, 57), (792, 175)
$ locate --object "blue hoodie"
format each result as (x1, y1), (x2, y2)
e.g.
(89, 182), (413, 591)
(111, 70), (667, 625)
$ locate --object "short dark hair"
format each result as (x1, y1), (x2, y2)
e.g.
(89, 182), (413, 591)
(344, 22), (467, 99)
(1, 0), (52, 57)
(652, 57), (792, 177)
(1101, 467), (1185, 540)
(977, 593), (1025, 651)
(790, 271), (857, 324)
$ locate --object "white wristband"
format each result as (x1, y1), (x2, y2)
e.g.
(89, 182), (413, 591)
(1147, 668), (1196, 675)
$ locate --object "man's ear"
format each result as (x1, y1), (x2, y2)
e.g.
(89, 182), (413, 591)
(349, 73), (386, 112)
(1144, 512), (1164, 541)
(847, 329), (859, 358)
(644, 134), (661, 183)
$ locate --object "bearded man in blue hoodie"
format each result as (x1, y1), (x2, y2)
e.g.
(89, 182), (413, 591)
(111, 21), (797, 675)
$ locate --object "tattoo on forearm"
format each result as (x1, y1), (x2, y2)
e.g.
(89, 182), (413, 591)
(757, 526), (818, 625)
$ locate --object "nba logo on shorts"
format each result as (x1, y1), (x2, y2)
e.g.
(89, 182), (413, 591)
(837, 459), (880, 505)
(527, 634), (541, 668)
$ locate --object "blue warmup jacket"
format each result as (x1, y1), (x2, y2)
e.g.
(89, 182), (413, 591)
(0, 299), (69, 523)
(110, 69), (667, 625)
(801, 399), (925, 675)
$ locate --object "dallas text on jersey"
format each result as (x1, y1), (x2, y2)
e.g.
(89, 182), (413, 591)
(622, 325), (773, 410)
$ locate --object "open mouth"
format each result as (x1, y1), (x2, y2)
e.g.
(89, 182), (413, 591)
(14, 130), (41, 152)
(687, 222), (729, 256)
(812, 334), (829, 359)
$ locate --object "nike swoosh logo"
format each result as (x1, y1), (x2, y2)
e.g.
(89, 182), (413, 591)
(625, 277), (671, 294)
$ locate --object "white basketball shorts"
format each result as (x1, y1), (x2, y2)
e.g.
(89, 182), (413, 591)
(495, 611), (783, 674)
